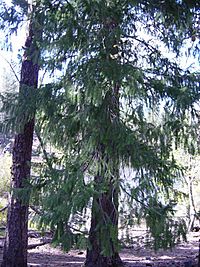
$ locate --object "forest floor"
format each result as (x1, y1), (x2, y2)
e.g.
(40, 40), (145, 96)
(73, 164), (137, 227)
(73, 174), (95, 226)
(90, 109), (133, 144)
(0, 230), (199, 267)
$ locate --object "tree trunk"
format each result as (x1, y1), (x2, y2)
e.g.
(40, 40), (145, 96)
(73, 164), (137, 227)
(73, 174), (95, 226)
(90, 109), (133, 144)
(188, 176), (196, 231)
(85, 83), (123, 267)
(85, 174), (123, 267)
(1, 12), (41, 267)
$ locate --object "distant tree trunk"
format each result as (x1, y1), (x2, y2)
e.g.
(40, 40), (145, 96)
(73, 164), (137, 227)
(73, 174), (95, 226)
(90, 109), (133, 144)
(85, 84), (124, 267)
(1, 11), (41, 267)
(188, 176), (197, 231)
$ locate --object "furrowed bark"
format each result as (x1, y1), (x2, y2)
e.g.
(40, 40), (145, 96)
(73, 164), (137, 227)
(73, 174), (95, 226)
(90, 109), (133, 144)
(85, 172), (123, 267)
(1, 8), (41, 267)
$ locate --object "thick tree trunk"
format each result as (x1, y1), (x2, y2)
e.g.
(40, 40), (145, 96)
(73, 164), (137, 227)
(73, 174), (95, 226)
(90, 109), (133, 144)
(85, 82), (123, 267)
(85, 174), (123, 267)
(1, 14), (40, 267)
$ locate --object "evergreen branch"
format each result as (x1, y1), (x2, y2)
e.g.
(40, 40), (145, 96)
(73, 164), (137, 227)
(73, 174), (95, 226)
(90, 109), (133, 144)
(121, 184), (148, 208)
(30, 205), (88, 235)
(35, 126), (53, 171)
(123, 34), (159, 54)
(111, 183), (118, 218)
(81, 151), (96, 173)
(120, 185), (163, 217)
(80, 151), (96, 186)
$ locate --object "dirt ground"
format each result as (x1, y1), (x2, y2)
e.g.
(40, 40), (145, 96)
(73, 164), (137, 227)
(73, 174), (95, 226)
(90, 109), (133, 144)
(0, 231), (199, 267)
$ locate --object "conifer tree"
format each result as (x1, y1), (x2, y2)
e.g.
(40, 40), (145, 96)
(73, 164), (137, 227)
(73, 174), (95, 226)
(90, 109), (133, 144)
(0, 1), (42, 266)
(34, 1), (199, 266)
(0, 1), (199, 267)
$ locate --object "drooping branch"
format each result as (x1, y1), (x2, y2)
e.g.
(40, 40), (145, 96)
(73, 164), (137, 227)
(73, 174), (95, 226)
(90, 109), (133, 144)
(35, 126), (53, 171)
(120, 184), (163, 217)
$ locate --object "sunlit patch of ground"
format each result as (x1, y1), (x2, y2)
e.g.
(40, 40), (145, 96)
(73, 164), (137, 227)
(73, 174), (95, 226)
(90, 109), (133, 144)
(0, 231), (199, 266)
(122, 231), (199, 267)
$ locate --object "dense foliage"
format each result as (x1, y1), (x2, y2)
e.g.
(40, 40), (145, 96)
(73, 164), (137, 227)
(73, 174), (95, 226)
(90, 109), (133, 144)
(0, 0), (200, 260)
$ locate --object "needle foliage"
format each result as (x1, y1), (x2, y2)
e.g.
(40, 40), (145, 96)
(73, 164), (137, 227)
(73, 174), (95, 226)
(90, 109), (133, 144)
(1, 0), (200, 256)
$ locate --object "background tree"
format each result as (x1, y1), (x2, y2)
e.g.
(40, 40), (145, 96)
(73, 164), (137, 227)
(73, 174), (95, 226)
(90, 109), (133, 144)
(174, 148), (200, 231)
(0, 1), (42, 266)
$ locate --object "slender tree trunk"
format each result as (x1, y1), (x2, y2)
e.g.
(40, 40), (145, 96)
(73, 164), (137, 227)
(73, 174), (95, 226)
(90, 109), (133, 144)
(1, 10), (41, 267)
(188, 176), (196, 231)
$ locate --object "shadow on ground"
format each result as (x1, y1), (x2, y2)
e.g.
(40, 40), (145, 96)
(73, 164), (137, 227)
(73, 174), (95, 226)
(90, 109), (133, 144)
(0, 231), (199, 267)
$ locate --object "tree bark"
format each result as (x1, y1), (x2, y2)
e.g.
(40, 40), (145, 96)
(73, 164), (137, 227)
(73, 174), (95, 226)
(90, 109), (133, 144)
(84, 173), (123, 267)
(1, 10), (41, 267)
(188, 176), (197, 231)
(85, 82), (124, 266)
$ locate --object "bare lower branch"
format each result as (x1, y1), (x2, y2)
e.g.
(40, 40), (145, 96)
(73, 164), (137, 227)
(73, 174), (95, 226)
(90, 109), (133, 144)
(0, 54), (20, 82)
(0, 205), (8, 213)
(30, 205), (43, 216)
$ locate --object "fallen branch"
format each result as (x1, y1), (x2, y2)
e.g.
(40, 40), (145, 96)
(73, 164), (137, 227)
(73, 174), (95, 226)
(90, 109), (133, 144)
(28, 239), (52, 249)
(28, 229), (52, 238)
(0, 240), (52, 249)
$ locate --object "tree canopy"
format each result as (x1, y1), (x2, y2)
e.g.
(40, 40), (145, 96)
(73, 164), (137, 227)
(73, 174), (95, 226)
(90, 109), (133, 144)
(0, 0), (200, 266)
